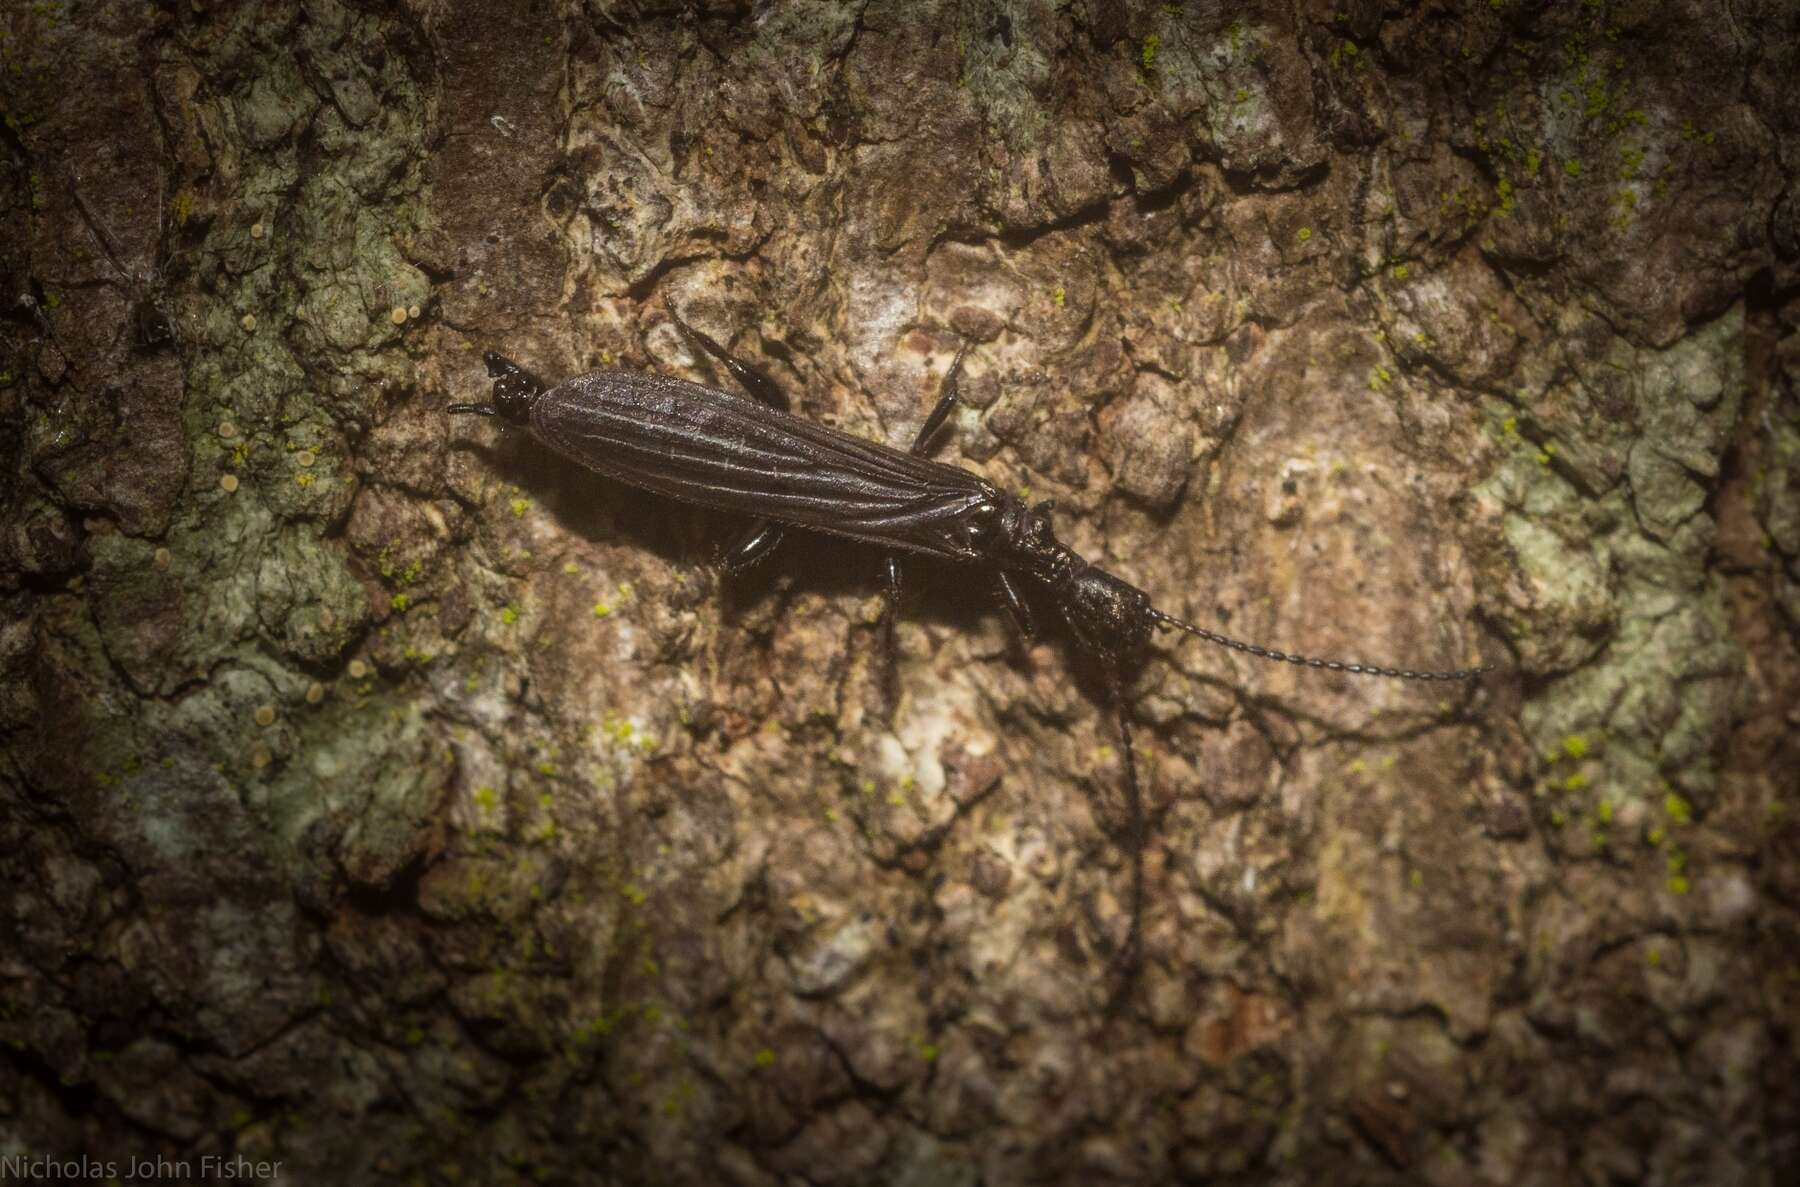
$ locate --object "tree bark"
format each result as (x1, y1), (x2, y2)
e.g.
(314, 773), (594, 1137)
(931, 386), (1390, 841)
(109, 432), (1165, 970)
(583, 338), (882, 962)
(2, 1), (1796, 1184)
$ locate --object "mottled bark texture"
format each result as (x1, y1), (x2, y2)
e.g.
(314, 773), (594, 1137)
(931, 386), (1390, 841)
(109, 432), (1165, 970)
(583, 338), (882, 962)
(2, 0), (1796, 1183)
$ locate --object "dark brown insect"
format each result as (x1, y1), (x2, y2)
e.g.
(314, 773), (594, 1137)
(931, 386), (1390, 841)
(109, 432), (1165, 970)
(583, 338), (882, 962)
(451, 313), (1489, 981)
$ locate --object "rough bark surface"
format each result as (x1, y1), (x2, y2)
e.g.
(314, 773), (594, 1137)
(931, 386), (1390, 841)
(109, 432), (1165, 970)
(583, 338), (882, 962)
(2, 1), (1797, 1184)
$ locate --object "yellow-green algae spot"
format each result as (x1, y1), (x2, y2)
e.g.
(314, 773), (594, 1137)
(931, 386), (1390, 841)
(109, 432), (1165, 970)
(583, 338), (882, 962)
(1664, 848), (1690, 895)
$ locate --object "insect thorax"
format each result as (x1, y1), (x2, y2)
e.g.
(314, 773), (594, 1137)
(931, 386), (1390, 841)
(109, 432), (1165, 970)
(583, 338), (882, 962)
(988, 496), (1063, 571)
(987, 497), (1156, 666)
(485, 353), (547, 422)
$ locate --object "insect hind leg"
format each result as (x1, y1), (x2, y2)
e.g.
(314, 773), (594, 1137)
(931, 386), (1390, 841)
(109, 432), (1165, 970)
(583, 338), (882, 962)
(908, 344), (966, 454)
(668, 309), (788, 411)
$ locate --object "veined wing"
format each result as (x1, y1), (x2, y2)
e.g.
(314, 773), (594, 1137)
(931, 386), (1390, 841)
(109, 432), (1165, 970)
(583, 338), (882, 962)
(530, 370), (999, 561)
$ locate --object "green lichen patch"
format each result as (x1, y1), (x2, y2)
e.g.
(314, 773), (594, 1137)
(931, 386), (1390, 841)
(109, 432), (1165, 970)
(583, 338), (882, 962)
(262, 694), (450, 893)
(1498, 312), (1744, 829)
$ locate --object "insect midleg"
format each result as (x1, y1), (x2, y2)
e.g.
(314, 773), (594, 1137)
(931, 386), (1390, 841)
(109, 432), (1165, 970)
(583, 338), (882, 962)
(876, 348), (971, 702)
(669, 310), (791, 569)
(721, 520), (785, 574)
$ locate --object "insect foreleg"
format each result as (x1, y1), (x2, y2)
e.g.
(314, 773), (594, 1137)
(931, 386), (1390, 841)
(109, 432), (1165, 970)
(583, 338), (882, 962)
(996, 570), (1036, 640)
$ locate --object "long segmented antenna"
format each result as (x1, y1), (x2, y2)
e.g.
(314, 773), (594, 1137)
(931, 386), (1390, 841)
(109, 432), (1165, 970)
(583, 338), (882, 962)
(1149, 609), (1490, 681)
(446, 403), (497, 416)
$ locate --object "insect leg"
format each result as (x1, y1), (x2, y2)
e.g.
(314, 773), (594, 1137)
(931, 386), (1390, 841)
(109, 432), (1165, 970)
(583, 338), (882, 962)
(668, 309), (787, 411)
(1104, 672), (1145, 1010)
(722, 518), (784, 574)
(876, 347), (970, 693)
(70, 183), (130, 282)
(909, 344), (967, 455)
(666, 311), (792, 568)
(878, 556), (905, 707)
(996, 570), (1036, 640)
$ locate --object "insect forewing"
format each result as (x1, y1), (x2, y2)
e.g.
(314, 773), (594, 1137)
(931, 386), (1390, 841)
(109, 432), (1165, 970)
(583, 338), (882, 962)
(531, 370), (1000, 562)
